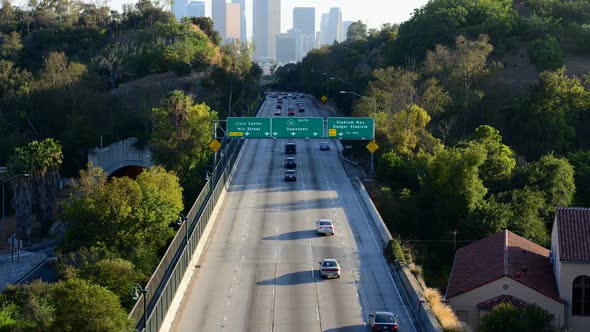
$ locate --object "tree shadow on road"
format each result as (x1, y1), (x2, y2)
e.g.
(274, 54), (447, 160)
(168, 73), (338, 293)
(256, 270), (328, 286)
(263, 230), (318, 240)
(323, 324), (367, 332)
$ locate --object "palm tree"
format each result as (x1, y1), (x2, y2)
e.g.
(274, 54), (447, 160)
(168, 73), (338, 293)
(11, 176), (34, 238)
(10, 138), (63, 237)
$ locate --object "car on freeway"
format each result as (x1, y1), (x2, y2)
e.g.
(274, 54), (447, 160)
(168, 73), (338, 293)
(300, 94), (305, 98)
(320, 142), (330, 151)
(285, 143), (296, 154)
(274, 110), (281, 116)
(284, 157), (296, 169)
(288, 105), (295, 110)
(288, 110), (295, 116)
(298, 106), (305, 112)
(368, 312), (399, 331)
(319, 259), (341, 278)
(316, 219), (335, 235)
(276, 104), (282, 109)
(284, 170), (297, 182)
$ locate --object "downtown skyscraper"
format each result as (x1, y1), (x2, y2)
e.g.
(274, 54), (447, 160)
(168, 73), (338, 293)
(293, 7), (315, 56)
(253, 0), (281, 60)
(327, 7), (343, 44)
(212, 0), (226, 37)
(232, 0), (247, 43)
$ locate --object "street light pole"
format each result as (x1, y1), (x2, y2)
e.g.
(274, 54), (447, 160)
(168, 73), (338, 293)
(340, 90), (378, 175)
(132, 283), (148, 332)
(178, 213), (188, 247)
(2, 173), (30, 241)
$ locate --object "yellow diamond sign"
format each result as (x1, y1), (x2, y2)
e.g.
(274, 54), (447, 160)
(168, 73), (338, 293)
(328, 128), (337, 137)
(366, 140), (379, 153)
(209, 139), (222, 152)
(321, 96), (328, 103)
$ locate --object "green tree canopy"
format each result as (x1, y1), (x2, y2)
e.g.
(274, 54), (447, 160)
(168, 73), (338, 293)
(347, 20), (367, 41)
(568, 150), (590, 205)
(480, 303), (557, 332)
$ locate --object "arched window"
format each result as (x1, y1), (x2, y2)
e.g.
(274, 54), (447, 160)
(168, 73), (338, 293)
(573, 275), (590, 315)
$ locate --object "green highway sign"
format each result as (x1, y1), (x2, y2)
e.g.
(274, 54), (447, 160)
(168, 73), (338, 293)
(327, 117), (374, 139)
(227, 117), (271, 138)
(271, 117), (324, 138)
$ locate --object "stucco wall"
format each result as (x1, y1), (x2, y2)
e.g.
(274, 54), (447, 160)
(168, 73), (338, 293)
(557, 262), (590, 331)
(447, 277), (564, 330)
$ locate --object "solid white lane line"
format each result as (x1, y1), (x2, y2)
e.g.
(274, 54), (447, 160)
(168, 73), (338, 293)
(348, 180), (417, 332)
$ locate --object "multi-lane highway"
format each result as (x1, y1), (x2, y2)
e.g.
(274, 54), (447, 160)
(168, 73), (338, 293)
(171, 95), (417, 331)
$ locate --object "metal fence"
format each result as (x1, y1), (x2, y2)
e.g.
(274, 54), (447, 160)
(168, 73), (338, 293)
(129, 137), (244, 331)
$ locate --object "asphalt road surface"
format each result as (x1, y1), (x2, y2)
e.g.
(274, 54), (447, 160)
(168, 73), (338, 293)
(171, 95), (417, 332)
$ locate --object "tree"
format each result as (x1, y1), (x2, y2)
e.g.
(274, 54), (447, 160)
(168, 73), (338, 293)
(78, 258), (147, 310)
(385, 104), (441, 154)
(526, 154), (575, 210)
(528, 36), (565, 71)
(39, 52), (87, 90)
(51, 278), (133, 332)
(468, 125), (516, 184)
(96, 43), (132, 90)
(347, 20), (367, 41)
(2, 280), (56, 331)
(425, 35), (494, 134)
(509, 187), (549, 245)
(568, 150), (590, 205)
(10, 139), (63, 235)
(0, 32), (23, 61)
(151, 91), (216, 199)
(183, 16), (221, 45)
(61, 165), (183, 257)
(480, 303), (556, 332)
(515, 68), (590, 158)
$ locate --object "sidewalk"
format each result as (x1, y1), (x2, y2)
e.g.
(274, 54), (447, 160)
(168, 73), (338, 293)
(0, 250), (47, 291)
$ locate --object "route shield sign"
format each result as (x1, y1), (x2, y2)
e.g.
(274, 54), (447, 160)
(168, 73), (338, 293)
(227, 117), (271, 138)
(327, 117), (374, 139)
(271, 117), (324, 138)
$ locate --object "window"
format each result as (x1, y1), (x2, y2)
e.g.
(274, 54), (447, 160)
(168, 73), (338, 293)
(573, 275), (590, 316)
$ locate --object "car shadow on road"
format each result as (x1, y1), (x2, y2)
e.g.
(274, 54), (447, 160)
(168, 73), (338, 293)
(323, 325), (367, 332)
(256, 270), (327, 286)
(263, 230), (318, 241)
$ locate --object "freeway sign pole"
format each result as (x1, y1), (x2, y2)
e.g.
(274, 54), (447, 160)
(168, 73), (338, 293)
(327, 117), (374, 139)
(226, 117), (272, 138)
(271, 117), (324, 138)
(366, 141), (379, 175)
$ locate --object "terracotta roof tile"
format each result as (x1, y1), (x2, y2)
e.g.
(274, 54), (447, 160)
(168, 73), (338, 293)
(445, 230), (562, 303)
(556, 207), (590, 262)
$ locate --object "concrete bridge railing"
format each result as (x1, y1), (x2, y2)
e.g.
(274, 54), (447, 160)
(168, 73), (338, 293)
(88, 137), (152, 174)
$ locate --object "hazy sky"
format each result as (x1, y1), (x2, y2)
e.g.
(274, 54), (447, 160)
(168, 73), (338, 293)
(109, 0), (430, 37)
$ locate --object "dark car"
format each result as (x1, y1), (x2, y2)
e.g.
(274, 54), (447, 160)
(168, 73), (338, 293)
(300, 94), (305, 98)
(276, 104), (282, 109)
(284, 170), (297, 181)
(285, 143), (296, 155)
(368, 312), (399, 331)
(298, 106), (305, 112)
(284, 157), (296, 169)
(320, 142), (330, 151)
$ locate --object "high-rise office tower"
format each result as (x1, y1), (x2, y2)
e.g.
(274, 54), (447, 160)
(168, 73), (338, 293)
(342, 21), (354, 40)
(253, 0), (281, 60)
(212, 0), (226, 37)
(232, 0), (247, 43)
(276, 29), (303, 63)
(320, 13), (329, 46)
(225, 3), (241, 42)
(173, 0), (205, 21)
(293, 7), (315, 56)
(327, 8), (343, 44)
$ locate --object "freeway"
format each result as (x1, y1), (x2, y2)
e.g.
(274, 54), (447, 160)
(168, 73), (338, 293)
(171, 95), (417, 331)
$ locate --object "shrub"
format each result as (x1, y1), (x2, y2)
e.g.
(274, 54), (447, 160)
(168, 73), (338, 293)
(409, 263), (423, 277)
(528, 36), (564, 71)
(384, 238), (408, 264)
(424, 288), (464, 332)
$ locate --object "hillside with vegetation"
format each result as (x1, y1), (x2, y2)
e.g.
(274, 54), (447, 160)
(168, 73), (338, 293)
(0, 0), (261, 329)
(275, 0), (590, 295)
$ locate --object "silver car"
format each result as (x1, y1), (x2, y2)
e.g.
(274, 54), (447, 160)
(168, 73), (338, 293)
(316, 219), (335, 235)
(319, 259), (341, 278)
(368, 311), (399, 331)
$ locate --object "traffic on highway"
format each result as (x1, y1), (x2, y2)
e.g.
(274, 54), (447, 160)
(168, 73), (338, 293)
(170, 94), (416, 332)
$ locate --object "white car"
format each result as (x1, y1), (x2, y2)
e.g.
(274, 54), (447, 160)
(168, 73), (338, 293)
(274, 110), (281, 116)
(316, 219), (335, 235)
(319, 258), (341, 278)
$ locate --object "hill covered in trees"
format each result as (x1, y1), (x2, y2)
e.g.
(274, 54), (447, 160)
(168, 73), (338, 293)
(274, 0), (590, 288)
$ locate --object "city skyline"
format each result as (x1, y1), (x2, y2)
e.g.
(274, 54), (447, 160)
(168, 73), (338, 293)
(101, 0), (429, 36)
